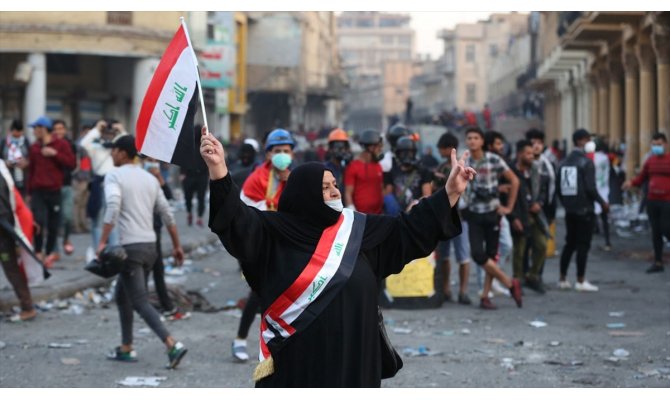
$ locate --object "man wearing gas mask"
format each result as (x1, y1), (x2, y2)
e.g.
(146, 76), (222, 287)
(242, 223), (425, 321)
(324, 128), (353, 204)
(386, 136), (433, 215)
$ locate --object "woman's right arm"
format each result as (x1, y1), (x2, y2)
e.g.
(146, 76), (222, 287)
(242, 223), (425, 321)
(201, 128), (269, 269)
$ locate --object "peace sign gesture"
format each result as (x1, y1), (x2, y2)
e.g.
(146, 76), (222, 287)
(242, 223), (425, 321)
(445, 150), (476, 207)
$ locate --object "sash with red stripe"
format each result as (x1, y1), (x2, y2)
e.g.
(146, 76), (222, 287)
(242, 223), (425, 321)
(258, 208), (366, 363)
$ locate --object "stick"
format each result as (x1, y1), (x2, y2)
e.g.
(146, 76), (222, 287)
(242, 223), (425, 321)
(180, 16), (210, 136)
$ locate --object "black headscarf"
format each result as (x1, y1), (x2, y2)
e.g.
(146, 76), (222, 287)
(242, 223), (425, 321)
(278, 162), (340, 229)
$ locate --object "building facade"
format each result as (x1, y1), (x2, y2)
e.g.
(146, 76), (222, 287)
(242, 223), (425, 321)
(337, 11), (415, 132)
(439, 13), (529, 113)
(244, 11), (343, 139)
(525, 12), (670, 178)
(0, 11), (249, 142)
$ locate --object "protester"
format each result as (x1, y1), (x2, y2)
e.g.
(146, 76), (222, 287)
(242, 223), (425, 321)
(462, 126), (522, 310)
(1, 120), (31, 198)
(623, 133), (670, 273)
(433, 132), (472, 305)
(232, 128), (295, 362)
(0, 161), (39, 322)
(180, 125), (209, 227)
(142, 155), (190, 321)
(80, 119), (125, 257)
(386, 136), (432, 213)
(324, 128), (353, 197)
(556, 129), (608, 291)
(525, 129), (557, 259)
(52, 120), (77, 256)
(200, 126), (474, 387)
(510, 140), (547, 293)
(72, 124), (92, 234)
(344, 129), (384, 214)
(420, 145), (439, 171)
(98, 135), (187, 368)
(585, 138), (612, 251)
(27, 116), (76, 268)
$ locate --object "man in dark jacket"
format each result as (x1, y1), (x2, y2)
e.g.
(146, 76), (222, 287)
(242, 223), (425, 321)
(556, 129), (608, 292)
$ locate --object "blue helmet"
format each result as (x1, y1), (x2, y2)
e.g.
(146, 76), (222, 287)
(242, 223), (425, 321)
(265, 129), (295, 151)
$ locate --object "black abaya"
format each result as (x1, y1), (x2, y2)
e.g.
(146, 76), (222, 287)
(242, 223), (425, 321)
(208, 163), (461, 387)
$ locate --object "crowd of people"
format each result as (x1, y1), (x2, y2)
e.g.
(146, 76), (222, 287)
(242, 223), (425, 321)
(1, 113), (668, 386)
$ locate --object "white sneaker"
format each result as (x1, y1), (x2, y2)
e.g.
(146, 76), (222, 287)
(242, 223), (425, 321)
(557, 280), (572, 290)
(575, 280), (599, 292)
(232, 339), (249, 362)
(491, 279), (511, 297)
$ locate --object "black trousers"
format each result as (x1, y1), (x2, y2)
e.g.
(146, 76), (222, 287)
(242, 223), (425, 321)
(647, 200), (670, 264)
(30, 189), (62, 255)
(560, 212), (595, 279)
(237, 290), (261, 339)
(183, 175), (208, 217)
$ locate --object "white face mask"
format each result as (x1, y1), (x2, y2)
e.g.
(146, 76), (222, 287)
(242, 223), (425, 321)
(324, 199), (343, 213)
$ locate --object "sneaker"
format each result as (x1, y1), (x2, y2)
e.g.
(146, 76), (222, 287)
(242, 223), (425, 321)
(509, 278), (523, 308)
(196, 218), (204, 228)
(458, 293), (472, 305)
(107, 346), (138, 362)
(477, 289), (495, 299)
(479, 298), (497, 310)
(9, 309), (37, 322)
(166, 342), (188, 369)
(187, 213), (193, 227)
(524, 278), (546, 294)
(491, 279), (510, 297)
(232, 339), (249, 362)
(163, 309), (191, 321)
(646, 264), (664, 274)
(557, 280), (572, 290)
(575, 280), (599, 292)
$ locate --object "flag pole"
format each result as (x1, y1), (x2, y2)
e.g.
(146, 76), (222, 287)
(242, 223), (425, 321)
(180, 16), (210, 135)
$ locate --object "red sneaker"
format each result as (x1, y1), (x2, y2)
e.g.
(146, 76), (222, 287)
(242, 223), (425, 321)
(196, 218), (204, 228)
(510, 278), (523, 308)
(187, 213), (193, 226)
(479, 298), (497, 310)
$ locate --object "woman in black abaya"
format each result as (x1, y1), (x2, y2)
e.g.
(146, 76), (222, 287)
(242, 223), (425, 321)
(199, 127), (476, 387)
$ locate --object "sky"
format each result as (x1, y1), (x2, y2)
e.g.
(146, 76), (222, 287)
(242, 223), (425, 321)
(409, 11), (498, 59)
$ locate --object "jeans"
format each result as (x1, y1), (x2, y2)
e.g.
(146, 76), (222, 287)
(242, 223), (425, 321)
(116, 242), (170, 345)
(59, 185), (74, 243)
(438, 220), (471, 264)
(513, 215), (547, 281)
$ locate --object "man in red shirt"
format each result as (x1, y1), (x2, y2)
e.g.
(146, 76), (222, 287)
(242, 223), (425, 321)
(27, 116), (76, 267)
(623, 133), (670, 273)
(344, 129), (384, 214)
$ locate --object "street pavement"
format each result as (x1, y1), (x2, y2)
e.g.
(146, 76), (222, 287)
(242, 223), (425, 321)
(0, 208), (669, 388)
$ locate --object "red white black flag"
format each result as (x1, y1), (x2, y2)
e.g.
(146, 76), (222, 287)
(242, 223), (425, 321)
(136, 22), (200, 167)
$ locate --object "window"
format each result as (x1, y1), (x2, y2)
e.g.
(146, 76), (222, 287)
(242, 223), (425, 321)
(398, 35), (411, 45)
(356, 18), (373, 28)
(47, 54), (79, 75)
(466, 44), (476, 62)
(489, 44), (499, 57)
(466, 83), (477, 103)
(381, 35), (393, 45)
(107, 11), (132, 25)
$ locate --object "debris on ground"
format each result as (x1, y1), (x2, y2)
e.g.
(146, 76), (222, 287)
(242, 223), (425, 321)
(500, 358), (515, 371)
(117, 376), (167, 387)
(60, 358), (80, 365)
(48, 343), (73, 349)
(549, 341), (561, 347)
(613, 348), (630, 358)
(529, 320), (547, 328)
(0, 341), (6, 350)
(393, 327), (412, 334)
(606, 323), (626, 329)
(402, 346), (442, 357)
(608, 331), (644, 337)
(608, 311), (625, 317)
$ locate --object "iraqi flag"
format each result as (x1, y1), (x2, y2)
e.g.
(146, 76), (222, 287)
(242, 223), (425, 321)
(136, 23), (201, 167)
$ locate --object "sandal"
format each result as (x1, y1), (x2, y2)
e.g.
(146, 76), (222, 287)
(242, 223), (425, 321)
(9, 309), (37, 322)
